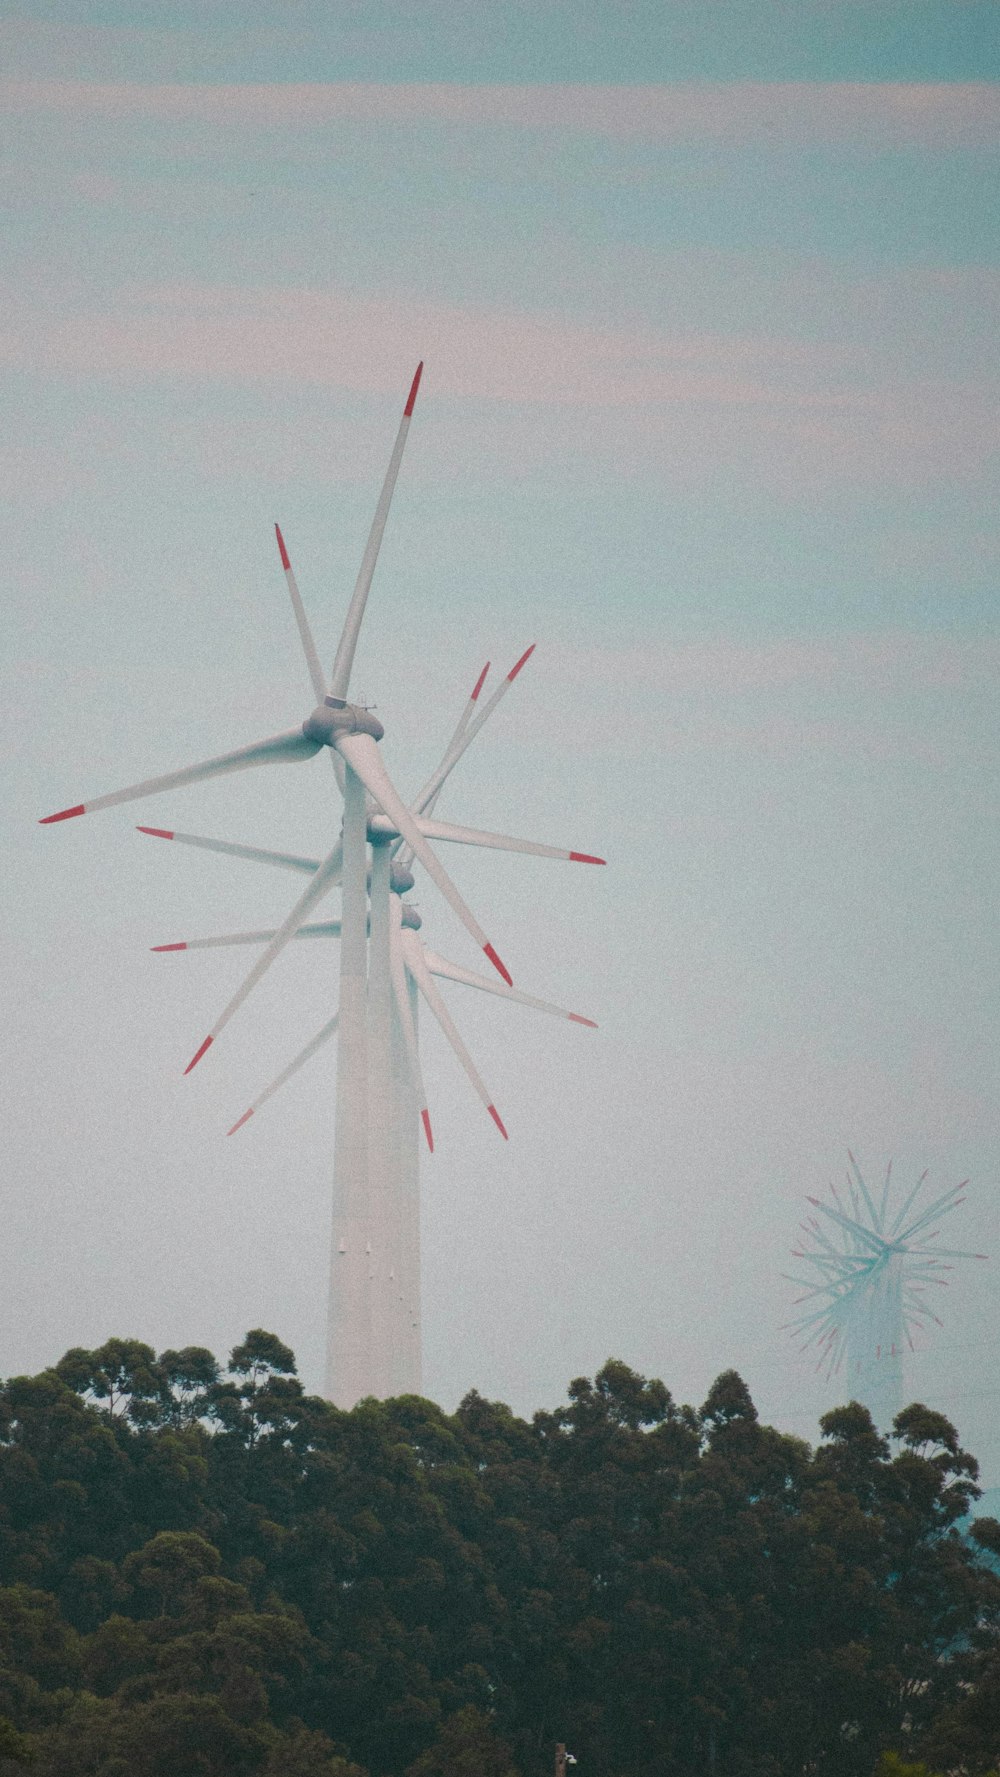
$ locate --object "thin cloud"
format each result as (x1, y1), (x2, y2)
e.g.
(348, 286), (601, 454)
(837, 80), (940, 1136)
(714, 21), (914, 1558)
(3, 79), (999, 148)
(2, 280), (996, 492)
(0, 278), (858, 405)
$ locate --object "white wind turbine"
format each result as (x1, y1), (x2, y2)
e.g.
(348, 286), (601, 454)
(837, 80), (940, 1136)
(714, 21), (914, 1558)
(786, 1153), (986, 1429)
(41, 366), (605, 1404)
(140, 657), (603, 1396)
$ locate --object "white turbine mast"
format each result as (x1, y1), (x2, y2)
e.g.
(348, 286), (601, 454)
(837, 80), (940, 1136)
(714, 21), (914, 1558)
(785, 1152), (986, 1429)
(41, 364), (605, 1407)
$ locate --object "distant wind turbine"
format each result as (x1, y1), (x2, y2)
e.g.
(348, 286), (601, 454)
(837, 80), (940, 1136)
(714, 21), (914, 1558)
(785, 1153), (986, 1429)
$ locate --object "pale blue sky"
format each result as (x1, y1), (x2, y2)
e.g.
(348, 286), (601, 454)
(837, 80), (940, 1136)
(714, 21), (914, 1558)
(3, 3), (999, 1471)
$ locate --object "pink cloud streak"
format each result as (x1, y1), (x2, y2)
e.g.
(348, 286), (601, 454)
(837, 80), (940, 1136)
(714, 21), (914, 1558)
(0, 279), (857, 407)
(3, 279), (996, 492)
(3, 79), (999, 147)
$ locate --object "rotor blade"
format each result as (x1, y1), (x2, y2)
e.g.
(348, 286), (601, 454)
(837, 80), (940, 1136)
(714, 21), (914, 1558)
(907, 1246), (988, 1261)
(421, 945), (597, 1027)
(394, 661), (491, 870)
(393, 649), (534, 873)
(847, 1150), (884, 1234)
(227, 1011), (340, 1135)
(407, 644), (536, 823)
(275, 522), (346, 794)
(424, 662), (490, 821)
(878, 1156), (894, 1233)
(402, 930), (507, 1139)
(274, 524), (326, 704)
(409, 817), (605, 865)
(137, 826), (321, 875)
(41, 729), (319, 823)
(888, 1169), (929, 1238)
(335, 731), (512, 986)
(153, 921), (343, 952)
(184, 838), (344, 1071)
(329, 363), (423, 701)
(389, 899), (431, 1150)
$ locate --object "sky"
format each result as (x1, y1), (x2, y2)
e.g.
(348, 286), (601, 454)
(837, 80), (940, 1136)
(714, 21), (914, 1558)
(3, 1), (999, 1474)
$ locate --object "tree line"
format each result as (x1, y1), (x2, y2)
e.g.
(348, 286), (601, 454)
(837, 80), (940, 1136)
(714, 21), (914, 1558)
(0, 1331), (997, 1777)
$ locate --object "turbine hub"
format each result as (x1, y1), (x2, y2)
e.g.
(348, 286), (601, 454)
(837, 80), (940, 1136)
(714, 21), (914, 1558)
(301, 698), (384, 746)
(390, 862), (415, 894)
(401, 904), (422, 930)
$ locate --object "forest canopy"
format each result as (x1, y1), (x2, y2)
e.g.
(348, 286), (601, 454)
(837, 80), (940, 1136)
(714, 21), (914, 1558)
(0, 1335), (998, 1777)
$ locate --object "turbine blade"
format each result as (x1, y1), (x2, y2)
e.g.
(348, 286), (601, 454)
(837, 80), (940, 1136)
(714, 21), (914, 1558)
(275, 524), (326, 704)
(878, 1156), (894, 1231)
(888, 1169), (929, 1238)
(847, 1150), (884, 1233)
(909, 1246), (987, 1260)
(406, 645), (536, 824)
(403, 930), (507, 1138)
(153, 921), (343, 952)
(420, 662), (490, 826)
(414, 817), (606, 865)
(392, 647), (535, 874)
(136, 826), (321, 875)
(329, 363), (423, 701)
(275, 523), (347, 794)
(421, 945), (597, 1027)
(227, 1011), (340, 1134)
(393, 661), (490, 869)
(184, 838), (344, 1071)
(41, 729), (319, 823)
(335, 731), (512, 985)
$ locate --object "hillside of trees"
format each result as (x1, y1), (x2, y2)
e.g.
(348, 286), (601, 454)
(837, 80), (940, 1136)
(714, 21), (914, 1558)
(0, 1332), (998, 1777)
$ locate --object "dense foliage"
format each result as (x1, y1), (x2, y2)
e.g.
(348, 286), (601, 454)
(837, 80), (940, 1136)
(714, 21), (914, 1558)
(0, 1334), (997, 1777)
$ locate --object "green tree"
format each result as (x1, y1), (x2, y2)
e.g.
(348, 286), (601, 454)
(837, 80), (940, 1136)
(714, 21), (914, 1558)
(405, 1706), (518, 1777)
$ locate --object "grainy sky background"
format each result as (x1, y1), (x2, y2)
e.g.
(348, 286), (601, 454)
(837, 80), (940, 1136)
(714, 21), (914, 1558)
(3, 2), (999, 1474)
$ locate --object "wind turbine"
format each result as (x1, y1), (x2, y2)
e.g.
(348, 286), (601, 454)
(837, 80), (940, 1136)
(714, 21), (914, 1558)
(41, 368), (605, 1404)
(786, 1153), (986, 1428)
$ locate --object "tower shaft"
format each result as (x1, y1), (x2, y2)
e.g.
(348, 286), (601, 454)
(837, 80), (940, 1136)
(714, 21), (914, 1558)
(326, 765), (372, 1406)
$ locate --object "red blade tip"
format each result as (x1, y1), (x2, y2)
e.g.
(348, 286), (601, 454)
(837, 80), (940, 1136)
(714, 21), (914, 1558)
(404, 361), (423, 417)
(275, 523), (290, 569)
(569, 851), (606, 865)
(483, 942), (513, 987)
(507, 644), (536, 682)
(421, 1108), (434, 1153)
(487, 1104), (508, 1140)
(568, 1013), (598, 1028)
(40, 804), (85, 823)
(227, 1109), (254, 1136)
(470, 662), (490, 701)
(137, 826), (174, 840)
(152, 942), (187, 952)
(184, 1035), (213, 1075)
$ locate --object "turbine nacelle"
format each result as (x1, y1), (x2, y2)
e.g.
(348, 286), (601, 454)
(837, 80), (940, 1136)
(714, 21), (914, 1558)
(301, 698), (384, 747)
(391, 861), (416, 895)
(364, 859), (415, 896)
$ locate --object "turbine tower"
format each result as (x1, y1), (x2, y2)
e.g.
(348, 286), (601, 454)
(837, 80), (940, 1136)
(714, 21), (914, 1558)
(786, 1153), (986, 1429)
(40, 365), (604, 1407)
